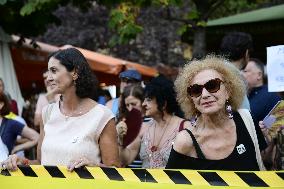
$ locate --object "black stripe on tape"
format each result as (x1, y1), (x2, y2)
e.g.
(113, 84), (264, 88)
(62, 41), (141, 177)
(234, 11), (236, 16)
(164, 170), (191, 184)
(101, 167), (124, 181)
(1, 169), (11, 176)
(276, 172), (284, 180)
(19, 166), (38, 177)
(198, 172), (228, 186)
(74, 167), (94, 179)
(236, 172), (268, 187)
(44, 166), (65, 178)
(131, 169), (157, 183)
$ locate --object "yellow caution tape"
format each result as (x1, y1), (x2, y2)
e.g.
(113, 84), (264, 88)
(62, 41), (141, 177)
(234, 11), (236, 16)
(1, 165), (284, 189)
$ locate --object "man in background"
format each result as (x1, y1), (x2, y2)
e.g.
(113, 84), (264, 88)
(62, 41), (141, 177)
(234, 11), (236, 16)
(106, 69), (141, 118)
(243, 58), (281, 125)
(220, 31), (253, 110)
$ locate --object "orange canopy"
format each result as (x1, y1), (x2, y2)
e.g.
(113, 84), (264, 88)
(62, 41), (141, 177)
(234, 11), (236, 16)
(10, 36), (158, 93)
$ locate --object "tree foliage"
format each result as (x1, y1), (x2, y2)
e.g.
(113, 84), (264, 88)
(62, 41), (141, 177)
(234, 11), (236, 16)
(0, 0), (93, 37)
(0, 0), (278, 57)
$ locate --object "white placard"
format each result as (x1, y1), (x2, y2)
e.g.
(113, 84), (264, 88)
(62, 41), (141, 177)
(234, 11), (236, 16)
(267, 45), (284, 92)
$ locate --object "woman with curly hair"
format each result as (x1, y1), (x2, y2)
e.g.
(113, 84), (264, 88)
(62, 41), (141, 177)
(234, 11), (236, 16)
(166, 55), (266, 170)
(118, 75), (185, 168)
(1, 48), (120, 170)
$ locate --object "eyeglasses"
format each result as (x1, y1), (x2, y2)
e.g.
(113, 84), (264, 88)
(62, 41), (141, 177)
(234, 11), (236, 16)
(187, 78), (224, 97)
(121, 77), (139, 84)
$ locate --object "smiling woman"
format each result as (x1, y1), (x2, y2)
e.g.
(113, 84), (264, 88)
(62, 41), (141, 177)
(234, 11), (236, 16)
(166, 55), (266, 171)
(1, 48), (121, 171)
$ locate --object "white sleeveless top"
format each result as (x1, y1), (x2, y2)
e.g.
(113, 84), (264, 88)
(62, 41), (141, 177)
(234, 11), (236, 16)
(41, 102), (114, 166)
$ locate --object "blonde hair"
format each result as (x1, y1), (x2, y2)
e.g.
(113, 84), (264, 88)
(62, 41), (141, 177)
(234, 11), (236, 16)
(175, 55), (246, 118)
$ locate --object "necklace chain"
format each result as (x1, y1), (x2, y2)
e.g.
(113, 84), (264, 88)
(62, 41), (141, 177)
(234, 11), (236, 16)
(151, 116), (173, 152)
(61, 100), (83, 121)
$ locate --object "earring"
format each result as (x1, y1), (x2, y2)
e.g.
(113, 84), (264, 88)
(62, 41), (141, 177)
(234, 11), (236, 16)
(226, 100), (233, 119)
(190, 115), (198, 127)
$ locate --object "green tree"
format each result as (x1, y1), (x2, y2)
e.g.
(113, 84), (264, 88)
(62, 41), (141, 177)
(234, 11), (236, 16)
(0, 0), (272, 58)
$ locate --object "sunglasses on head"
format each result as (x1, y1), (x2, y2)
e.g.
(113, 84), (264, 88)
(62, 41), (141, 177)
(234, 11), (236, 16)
(187, 78), (224, 98)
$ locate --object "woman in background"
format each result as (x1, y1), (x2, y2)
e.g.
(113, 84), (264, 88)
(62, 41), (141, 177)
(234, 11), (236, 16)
(116, 84), (144, 148)
(118, 75), (186, 168)
(0, 93), (39, 161)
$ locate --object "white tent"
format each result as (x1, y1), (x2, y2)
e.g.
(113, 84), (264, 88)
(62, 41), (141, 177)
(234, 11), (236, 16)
(0, 28), (25, 115)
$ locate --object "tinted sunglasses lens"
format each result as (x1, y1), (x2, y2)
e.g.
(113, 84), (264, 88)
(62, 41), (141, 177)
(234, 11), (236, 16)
(188, 84), (203, 97)
(205, 79), (222, 93)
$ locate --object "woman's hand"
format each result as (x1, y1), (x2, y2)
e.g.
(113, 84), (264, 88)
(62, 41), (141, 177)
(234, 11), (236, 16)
(116, 119), (127, 138)
(67, 156), (104, 171)
(259, 121), (272, 143)
(0, 154), (22, 171)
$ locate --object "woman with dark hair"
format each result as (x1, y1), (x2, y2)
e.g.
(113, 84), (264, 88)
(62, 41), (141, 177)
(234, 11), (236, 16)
(118, 75), (186, 168)
(118, 84), (144, 121)
(1, 48), (120, 170)
(0, 93), (39, 161)
(0, 78), (18, 115)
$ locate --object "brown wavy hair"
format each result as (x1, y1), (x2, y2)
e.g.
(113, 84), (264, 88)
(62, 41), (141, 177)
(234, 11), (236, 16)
(0, 92), (11, 116)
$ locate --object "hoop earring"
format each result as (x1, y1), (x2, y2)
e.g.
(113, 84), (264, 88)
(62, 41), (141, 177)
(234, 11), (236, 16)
(226, 100), (233, 119)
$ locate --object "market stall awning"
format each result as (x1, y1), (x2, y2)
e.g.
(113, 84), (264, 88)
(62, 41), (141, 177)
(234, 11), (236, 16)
(10, 36), (158, 93)
(207, 4), (284, 27)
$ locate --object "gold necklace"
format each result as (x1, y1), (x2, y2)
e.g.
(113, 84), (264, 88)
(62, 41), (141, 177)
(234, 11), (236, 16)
(150, 116), (173, 152)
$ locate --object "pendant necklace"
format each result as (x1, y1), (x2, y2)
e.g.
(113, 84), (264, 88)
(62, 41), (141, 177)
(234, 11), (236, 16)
(150, 116), (173, 152)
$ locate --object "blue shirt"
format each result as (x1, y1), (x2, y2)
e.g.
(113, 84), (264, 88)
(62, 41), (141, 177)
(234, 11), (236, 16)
(248, 85), (281, 125)
(111, 98), (120, 118)
(0, 118), (24, 154)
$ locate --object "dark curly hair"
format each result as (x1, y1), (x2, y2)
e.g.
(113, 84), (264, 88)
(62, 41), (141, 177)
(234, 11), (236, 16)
(0, 92), (11, 116)
(49, 48), (98, 99)
(220, 32), (253, 61)
(118, 84), (144, 122)
(144, 75), (183, 118)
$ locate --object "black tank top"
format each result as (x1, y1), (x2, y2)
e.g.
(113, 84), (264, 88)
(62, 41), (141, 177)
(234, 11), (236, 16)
(166, 112), (260, 170)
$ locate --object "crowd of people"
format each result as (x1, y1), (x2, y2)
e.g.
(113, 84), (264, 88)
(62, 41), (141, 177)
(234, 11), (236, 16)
(0, 31), (283, 172)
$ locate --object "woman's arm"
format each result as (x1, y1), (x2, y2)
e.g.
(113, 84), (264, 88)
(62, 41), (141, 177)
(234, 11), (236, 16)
(119, 123), (146, 166)
(0, 119), (44, 170)
(11, 126), (39, 154)
(99, 118), (121, 167)
(35, 118), (45, 164)
(259, 121), (274, 167)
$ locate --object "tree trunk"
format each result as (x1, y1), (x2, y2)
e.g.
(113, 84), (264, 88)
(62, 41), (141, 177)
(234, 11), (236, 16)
(192, 27), (206, 59)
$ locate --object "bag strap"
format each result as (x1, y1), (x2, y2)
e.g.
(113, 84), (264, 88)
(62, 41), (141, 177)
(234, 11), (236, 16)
(185, 128), (206, 159)
(238, 109), (266, 170)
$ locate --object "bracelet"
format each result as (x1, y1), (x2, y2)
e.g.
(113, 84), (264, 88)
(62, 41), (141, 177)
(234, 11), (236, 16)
(22, 158), (30, 165)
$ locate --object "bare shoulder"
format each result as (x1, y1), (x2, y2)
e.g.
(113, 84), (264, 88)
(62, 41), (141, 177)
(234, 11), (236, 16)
(173, 129), (194, 156)
(106, 99), (114, 109)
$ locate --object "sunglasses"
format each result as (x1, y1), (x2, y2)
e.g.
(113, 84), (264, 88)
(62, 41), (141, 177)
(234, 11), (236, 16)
(187, 78), (224, 97)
